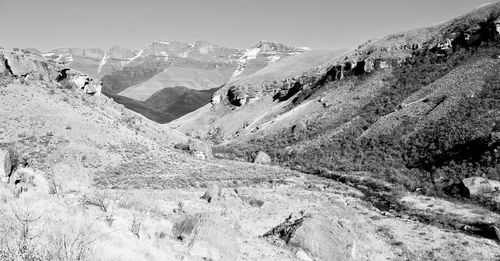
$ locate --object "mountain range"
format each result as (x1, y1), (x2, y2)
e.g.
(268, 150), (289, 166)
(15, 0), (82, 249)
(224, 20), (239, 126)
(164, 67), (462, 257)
(41, 41), (312, 123)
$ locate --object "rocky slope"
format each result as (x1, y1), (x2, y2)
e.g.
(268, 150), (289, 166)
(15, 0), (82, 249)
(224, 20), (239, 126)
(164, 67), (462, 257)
(2, 39), (500, 260)
(169, 1), (500, 233)
(170, 2), (500, 142)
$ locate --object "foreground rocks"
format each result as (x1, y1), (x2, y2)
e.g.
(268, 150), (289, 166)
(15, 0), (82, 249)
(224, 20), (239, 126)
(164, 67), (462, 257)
(264, 212), (354, 261)
(172, 214), (241, 261)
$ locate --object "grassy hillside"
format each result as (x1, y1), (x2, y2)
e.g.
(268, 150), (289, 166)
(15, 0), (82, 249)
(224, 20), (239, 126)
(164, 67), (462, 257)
(214, 28), (500, 198)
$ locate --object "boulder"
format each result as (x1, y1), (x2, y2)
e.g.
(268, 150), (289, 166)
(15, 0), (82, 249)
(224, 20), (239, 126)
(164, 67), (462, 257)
(0, 149), (11, 183)
(201, 184), (241, 204)
(253, 151), (271, 164)
(84, 81), (102, 96)
(211, 94), (222, 105)
(173, 214), (241, 261)
(200, 183), (220, 203)
(9, 167), (49, 195)
(363, 59), (374, 73)
(264, 212), (354, 261)
(292, 121), (307, 133)
(460, 177), (498, 197)
(187, 140), (213, 160)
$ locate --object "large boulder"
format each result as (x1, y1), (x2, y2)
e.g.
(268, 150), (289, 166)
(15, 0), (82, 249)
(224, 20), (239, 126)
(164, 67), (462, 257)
(461, 177), (499, 197)
(253, 151), (271, 164)
(264, 212), (354, 261)
(200, 183), (221, 203)
(172, 214), (241, 261)
(0, 149), (11, 183)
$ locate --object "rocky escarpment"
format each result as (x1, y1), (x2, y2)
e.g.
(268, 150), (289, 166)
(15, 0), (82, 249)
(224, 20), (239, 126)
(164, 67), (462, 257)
(222, 6), (500, 108)
(231, 41), (309, 79)
(1, 48), (102, 96)
(43, 46), (143, 78)
(1, 49), (59, 81)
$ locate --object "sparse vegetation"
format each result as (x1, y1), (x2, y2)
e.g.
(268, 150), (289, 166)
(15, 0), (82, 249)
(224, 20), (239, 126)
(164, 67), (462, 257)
(215, 43), (500, 204)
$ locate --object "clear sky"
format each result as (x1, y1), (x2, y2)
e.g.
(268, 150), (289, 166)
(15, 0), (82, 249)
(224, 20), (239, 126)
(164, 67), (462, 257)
(0, 0), (496, 51)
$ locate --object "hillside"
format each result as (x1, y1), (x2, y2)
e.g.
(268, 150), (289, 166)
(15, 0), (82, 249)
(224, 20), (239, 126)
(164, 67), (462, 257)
(170, 1), (500, 229)
(168, 48), (349, 137)
(2, 39), (500, 260)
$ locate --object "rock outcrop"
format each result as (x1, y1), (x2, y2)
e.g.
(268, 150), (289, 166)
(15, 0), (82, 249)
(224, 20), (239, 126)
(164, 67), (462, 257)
(223, 6), (500, 108)
(200, 183), (241, 204)
(200, 183), (220, 203)
(56, 69), (102, 96)
(174, 140), (213, 160)
(173, 214), (241, 261)
(264, 212), (354, 261)
(0, 50), (58, 81)
(253, 151), (271, 164)
(460, 177), (500, 197)
(0, 149), (11, 183)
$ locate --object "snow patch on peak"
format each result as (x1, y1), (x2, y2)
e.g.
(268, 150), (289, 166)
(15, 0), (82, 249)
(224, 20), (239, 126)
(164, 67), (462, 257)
(160, 51), (169, 62)
(231, 48), (261, 78)
(122, 49), (144, 66)
(130, 49), (144, 61)
(231, 64), (246, 78)
(297, 47), (311, 51)
(98, 53), (109, 73)
(241, 48), (260, 61)
(180, 43), (195, 58)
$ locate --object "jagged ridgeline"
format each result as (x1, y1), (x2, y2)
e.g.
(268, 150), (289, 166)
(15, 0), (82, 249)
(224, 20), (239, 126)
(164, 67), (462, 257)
(185, 3), (500, 196)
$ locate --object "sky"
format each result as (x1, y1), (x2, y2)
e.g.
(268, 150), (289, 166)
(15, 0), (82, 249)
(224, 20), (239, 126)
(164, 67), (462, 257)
(0, 0), (496, 51)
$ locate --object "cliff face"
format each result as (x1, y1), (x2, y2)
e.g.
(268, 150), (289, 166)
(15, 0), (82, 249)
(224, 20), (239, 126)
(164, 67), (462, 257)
(1, 49), (60, 81)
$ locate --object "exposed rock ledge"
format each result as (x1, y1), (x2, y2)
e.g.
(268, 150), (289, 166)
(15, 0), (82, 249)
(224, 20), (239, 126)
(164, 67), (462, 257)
(0, 49), (102, 96)
(221, 14), (500, 107)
